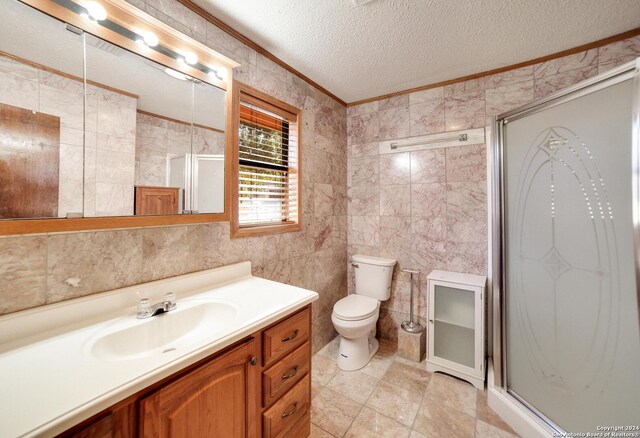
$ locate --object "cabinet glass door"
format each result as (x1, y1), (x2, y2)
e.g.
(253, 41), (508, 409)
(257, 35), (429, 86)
(433, 284), (475, 368)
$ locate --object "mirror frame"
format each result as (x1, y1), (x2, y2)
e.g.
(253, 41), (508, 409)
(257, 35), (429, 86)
(0, 0), (239, 235)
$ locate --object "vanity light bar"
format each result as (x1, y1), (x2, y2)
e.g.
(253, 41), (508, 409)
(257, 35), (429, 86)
(51, 0), (223, 79)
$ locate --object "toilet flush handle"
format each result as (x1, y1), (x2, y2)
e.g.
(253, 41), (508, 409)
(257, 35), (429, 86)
(351, 261), (359, 268)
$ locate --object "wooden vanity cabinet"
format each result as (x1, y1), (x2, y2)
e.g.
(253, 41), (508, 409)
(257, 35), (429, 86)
(139, 338), (260, 437)
(58, 305), (312, 438)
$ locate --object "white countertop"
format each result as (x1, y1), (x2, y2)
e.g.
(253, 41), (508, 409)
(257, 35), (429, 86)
(0, 262), (318, 437)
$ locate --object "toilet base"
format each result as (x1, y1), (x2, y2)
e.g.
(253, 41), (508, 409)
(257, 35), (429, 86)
(336, 334), (379, 371)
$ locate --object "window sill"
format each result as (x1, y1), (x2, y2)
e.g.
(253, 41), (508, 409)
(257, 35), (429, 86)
(231, 221), (301, 238)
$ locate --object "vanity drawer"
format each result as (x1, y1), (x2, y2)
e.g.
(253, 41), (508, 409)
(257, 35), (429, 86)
(262, 374), (310, 438)
(263, 308), (310, 366)
(263, 341), (310, 407)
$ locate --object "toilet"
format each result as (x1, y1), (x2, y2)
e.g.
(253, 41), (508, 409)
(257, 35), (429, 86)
(332, 254), (396, 370)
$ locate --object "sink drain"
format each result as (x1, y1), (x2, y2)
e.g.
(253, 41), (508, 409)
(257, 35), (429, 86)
(162, 347), (177, 354)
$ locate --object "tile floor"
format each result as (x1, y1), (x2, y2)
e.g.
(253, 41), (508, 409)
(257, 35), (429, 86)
(310, 337), (519, 438)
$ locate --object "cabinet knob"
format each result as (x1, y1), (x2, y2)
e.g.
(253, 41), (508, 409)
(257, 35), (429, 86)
(249, 356), (258, 366)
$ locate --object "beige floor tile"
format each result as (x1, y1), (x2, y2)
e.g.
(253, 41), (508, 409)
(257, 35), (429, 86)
(413, 401), (475, 438)
(475, 420), (520, 438)
(317, 336), (341, 358)
(423, 372), (477, 417)
(381, 361), (431, 392)
(409, 431), (427, 438)
(361, 353), (395, 379)
(476, 391), (516, 434)
(366, 380), (423, 427)
(310, 423), (336, 438)
(326, 369), (380, 404)
(311, 387), (362, 437)
(312, 354), (340, 386)
(312, 381), (323, 400)
(344, 406), (411, 438)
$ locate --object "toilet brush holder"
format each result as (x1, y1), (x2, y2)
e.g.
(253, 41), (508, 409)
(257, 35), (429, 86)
(401, 268), (424, 334)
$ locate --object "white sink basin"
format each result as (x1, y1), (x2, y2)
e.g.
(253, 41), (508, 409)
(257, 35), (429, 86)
(89, 302), (237, 361)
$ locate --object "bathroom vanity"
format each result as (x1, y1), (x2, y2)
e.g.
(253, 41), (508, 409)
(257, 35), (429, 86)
(0, 262), (317, 437)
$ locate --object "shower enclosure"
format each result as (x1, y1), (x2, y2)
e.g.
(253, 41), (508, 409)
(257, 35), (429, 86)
(491, 59), (640, 434)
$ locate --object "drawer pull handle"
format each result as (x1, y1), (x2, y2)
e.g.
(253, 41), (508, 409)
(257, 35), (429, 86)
(281, 366), (299, 380)
(281, 402), (298, 418)
(249, 356), (258, 366)
(281, 329), (299, 342)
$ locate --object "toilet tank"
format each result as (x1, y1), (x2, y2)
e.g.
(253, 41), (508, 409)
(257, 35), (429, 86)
(352, 254), (396, 301)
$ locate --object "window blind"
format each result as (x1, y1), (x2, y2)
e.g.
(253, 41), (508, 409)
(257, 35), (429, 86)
(238, 102), (298, 227)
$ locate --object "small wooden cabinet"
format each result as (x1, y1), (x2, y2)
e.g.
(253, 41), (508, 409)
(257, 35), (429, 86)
(134, 186), (180, 216)
(58, 306), (312, 438)
(426, 270), (486, 389)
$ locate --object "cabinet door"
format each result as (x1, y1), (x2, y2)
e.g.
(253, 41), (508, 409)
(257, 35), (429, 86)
(428, 281), (482, 377)
(139, 339), (259, 438)
(134, 186), (179, 215)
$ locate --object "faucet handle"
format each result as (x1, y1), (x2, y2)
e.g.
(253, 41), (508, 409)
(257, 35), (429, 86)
(164, 292), (176, 303)
(137, 298), (151, 318)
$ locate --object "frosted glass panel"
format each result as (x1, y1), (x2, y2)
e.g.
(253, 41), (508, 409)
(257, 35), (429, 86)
(504, 78), (640, 432)
(433, 285), (475, 368)
(434, 285), (474, 329)
(434, 321), (474, 368)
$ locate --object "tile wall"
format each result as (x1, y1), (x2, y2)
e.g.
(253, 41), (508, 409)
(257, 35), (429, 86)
(0, 0), (347, 354)
(0, 0), (638, 354)
(346, 35), (640, 342)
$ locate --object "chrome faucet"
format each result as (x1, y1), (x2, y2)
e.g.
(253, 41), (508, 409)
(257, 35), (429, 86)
(137, 293), (177, 319)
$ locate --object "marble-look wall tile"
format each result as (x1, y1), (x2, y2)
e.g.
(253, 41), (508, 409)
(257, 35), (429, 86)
(141, 226), (204, 282)
(410, 183), (446, 218)
(0, 236), (47, 314)
(380, 184), (410, 217)
(348, 112), (379, 144)
(444, 90), (485, 131)
(598, 35), (640, 65)
(410, 149), (445, 183)
(46, 230), (143, 303)
(349, 157), (379, 186)
(445, 144), (486, 182)
(485, 66), (533, 89)
(534, 65), (598, 99)
(378, 106), (410, 141)
(409, 87), (444, 105)
(380, 152), (410, 185)
(348, 185), (380, 216)
(485, 81), (534, 117)
(446, 182), (486, 221)
(349, 215), (380, 247)
(409, 98), (445, 137)
(533, 49), (598, 80)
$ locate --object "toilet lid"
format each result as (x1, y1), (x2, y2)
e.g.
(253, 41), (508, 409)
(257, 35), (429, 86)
(333, 295), (379, 321)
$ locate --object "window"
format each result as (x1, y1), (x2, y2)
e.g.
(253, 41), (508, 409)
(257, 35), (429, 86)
(232, 83), (301, 237)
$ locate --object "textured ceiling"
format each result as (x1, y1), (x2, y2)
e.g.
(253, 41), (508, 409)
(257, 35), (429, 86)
(193, 0), (640, 103)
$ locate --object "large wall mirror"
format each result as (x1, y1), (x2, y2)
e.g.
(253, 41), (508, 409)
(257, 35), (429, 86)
(0, 0), (237, 233)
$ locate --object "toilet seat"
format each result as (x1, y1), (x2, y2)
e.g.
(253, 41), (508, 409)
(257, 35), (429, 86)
(333, 294), (379, 321)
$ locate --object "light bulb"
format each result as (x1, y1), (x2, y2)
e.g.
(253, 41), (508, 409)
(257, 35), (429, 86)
(183, 52), (198, 65)
(142, 31), (159, 47)
(85, 2), (107, 21)
(164, 68), (187, 81)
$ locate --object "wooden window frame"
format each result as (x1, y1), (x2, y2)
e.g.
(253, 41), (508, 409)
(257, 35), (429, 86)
(231, 81), (302, 238)
(0, 0), (239, 236)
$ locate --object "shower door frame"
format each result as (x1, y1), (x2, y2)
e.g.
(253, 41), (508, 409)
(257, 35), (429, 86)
(490, 58), (640, 433)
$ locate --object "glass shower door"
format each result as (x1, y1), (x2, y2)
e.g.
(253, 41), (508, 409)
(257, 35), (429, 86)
(501, 72), (640, 432)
